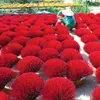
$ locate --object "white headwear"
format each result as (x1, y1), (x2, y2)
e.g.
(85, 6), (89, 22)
(62, 7), (74, 16)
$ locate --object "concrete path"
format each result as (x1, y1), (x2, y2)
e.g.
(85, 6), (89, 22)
(89, 6), (100, 14)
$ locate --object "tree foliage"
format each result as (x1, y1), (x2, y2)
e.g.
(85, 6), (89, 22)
(1, 0), (36, 3)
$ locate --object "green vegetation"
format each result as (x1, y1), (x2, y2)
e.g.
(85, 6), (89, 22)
(45, 7), (64, 14)
(88, 2), (100, 6)
(72, 6), (90, 14)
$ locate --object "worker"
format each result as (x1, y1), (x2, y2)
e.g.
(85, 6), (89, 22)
(57, 7), (76, 31)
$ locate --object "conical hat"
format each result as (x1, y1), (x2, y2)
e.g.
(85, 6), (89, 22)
(62, 7), (74, 16)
